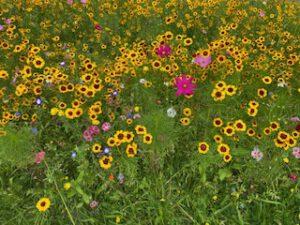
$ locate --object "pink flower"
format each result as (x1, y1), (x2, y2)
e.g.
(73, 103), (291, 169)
(88, 125), (100, 136)
(193, 54), (212, 68)
(101, 122), (111, 132)
(35, 151), (45, 164)
(259, 11), (265, 17)
(290, 117), (300, 122)
(251, 146), (263, 161)
(156, 44), (172, 58)
(5, 19), (11, 25)
(174, 75), (196, 97)
(83, 130), (93, 142)
(67, 0), (73, 4)
(292, 147), (300, 159)
(289, 173), (297, 182)
(81, 0), (87, 4)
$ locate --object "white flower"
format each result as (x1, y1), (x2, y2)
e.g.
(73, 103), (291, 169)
(277, 80), (287, 87)
(139, 79), (146, 84)
(167, 107), (177, 118)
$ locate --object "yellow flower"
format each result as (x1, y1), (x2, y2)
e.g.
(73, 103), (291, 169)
(180, 117), (190, 126)
(64, 182), (71, 190)
(92, 143), (102, 153)
(50, 107), (59, 116)
(99, 156), (113, 169)
(143, 133), (153, 144)
(116, 216), (121, 223)
(283, 157), (289, 164)
(36, 197), (51, 212)
(183, 108), (192, 117)
(198, 142), (209, 154)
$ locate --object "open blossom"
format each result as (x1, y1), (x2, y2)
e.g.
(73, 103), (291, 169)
(88, 125), (100, 136)
(193, 54), (212, 68)
(35, 151), (45, 164)
(167, 107), (177, 118)
(292, 147), (300, 159)
(290, 117), (300, 122)
(101, 122), (111, 132)
(83, 129), (93, 142)
(174, 75), (196, 96)
(156, 44), (172, 58)
(251, 146), (263, 161)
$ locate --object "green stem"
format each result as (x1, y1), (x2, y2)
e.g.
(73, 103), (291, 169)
(44, 161), (76, 225)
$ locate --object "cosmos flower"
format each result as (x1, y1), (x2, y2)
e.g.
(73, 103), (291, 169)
(251, 146), (263, 161)
(290, 117), (300, 122)
(167, 107), (177, 118)
(193, 54), (212, 68)
(101, 122), (111, 132)
(292, 147), (300, 159)
(156, 44), (172, 58)
(174, 75), (196, 96)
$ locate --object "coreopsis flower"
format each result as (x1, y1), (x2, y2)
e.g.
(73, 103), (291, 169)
(36, 197), (51, 212)
(174, 75), (196, 96)
(251, 146), (263, 161)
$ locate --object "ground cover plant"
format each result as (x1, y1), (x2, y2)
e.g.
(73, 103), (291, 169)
(0, 0), (299, 224)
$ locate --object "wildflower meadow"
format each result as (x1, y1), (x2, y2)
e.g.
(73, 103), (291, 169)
(0, 0), (299, 224)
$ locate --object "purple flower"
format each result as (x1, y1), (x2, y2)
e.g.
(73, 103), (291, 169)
(36, 98), (42, 105)
(0, 25), (4, 31)
(71, 152), (77, 158)
(251, 146), (263, 161)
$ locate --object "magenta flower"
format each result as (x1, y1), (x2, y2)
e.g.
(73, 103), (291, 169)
(101, 122), (111, 132)
(174, 75), (196, 97)
(94, 24), (102, 31)
(35, 151), (45, 164)
(193, 54), (212, 68)
(156, 44), (172, 58)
